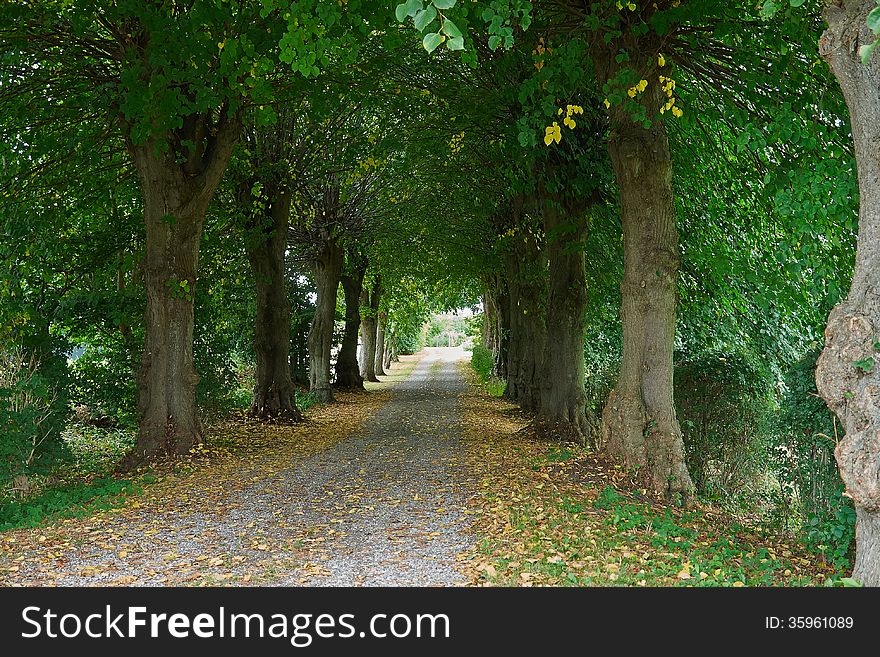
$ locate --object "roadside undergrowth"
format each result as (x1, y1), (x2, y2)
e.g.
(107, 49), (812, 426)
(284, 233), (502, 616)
(456, 366), (844, 587)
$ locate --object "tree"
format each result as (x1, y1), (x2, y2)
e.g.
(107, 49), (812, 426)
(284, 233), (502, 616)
(336, 248), (368, 389)
(815, 0), (880, 585)
(360, 276), (382, 383)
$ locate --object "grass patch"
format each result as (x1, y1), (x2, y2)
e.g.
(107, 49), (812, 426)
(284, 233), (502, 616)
(0, 475), (143, 531)
(0, 423), (142, 532)
(364, 353), (421, 391)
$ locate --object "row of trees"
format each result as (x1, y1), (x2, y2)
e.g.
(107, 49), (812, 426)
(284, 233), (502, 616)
(2, 0), (879, 583)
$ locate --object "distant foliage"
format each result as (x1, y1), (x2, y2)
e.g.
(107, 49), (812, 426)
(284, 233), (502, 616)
(69, 337), (139, 426)
(396, 327), (424, 355)
(771, 349), (854, 569)
(676, 350), (777, 504)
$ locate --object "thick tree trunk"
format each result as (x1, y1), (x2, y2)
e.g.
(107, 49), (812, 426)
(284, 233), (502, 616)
(246, 187), (301, 421)
(503, 234), (546, 410)
(817, 0), (880, 585)
(383, 334), (393, 370)
(375, 311), (387, 376)
(535, 203), (593, 444)
(359, 279), (381, 382)
(124, 119), (237, 467)
(308, 236), (343, 403)
(482, 287), (498, 354)
(360, 316), (378, 382)
(599, 89), (694, 501)
(335, 258), (366, 390)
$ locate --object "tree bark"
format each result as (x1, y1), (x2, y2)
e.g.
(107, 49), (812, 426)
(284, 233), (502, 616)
(359, 278), (381, 382)
(308, 235), (343, 403)
(599, 83), (694, 501)
(493, 277), (510, 381)
(817, 0), (880, 585)
(535, 202), (593, 445)
(375, 311), (388, 376)
(336, 256), (366, 390)
(124, 115), (239, 468)
(383, 332), (393, 370)
(503, 231), (546, 411)
(246, 186), (301, 421)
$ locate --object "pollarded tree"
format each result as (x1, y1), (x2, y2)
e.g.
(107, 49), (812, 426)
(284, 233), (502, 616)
(359, 276), (382, 383)
(814, 0), (880, 585)
(336, 247), (368, 389)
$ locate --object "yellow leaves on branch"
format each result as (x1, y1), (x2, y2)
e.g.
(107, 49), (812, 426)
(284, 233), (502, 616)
(544, 122), (561, 145)
(616, 0), (637, 10)
(448, 131), (465, 155)
(544, 104), (583, 146)
(658, 75), (683, 117)
(627, 79), (648, 98)
(532, 37), (549, 71)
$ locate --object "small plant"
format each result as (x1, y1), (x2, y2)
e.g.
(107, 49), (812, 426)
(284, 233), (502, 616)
(853, 357), (874, 374)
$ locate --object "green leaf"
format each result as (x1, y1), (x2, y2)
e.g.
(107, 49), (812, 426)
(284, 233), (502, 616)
(447, 35), (464, 50)
(789, 0), (806, 7)
(414, 5), (437, 31)
(488, 35), (501, 50)
(443, 18), (462, 39)
(405, 0), (422, 18)
(432, 0), (457, 9)
(840, 577), (863, 587)
(868, 6), (880, 34)
(860, 41), (878, 65)
(423, 32), (443, 53)
(394, 2), (408, 22)
(760, 0), (780, 19)
(853, 357), (874, 373)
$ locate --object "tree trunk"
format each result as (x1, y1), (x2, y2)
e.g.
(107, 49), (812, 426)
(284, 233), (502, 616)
(335, 257), (366, 390)
(359, 278), (381, 382)
(599, 85), (694, 501)
(535, 203), (593, 444)
(503, 232), (546, 411)
(383, 333), (393, 370)
(124, 118), (238, 467)
(493, 277), (510, 381)
(375, 311), (387, 376)
(308, 236), (343, 403)
(246, 186), (301, 421)
(816, 0), (880, 585)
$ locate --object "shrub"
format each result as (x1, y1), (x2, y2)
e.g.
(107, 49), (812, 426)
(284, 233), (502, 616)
(771, 349), (854, 567)
(0, 344), (70, 482)
(470, 344), (505, 397)
(69, 336), (138, 425)
(675, 350), (776, 505)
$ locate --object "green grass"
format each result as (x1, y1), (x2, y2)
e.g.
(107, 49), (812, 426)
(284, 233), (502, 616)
(0, 423), (142, 532)
(0, 476), (143, 531)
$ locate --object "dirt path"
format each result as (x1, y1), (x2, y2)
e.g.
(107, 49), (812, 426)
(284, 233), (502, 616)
(0, 348), (474, 587)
